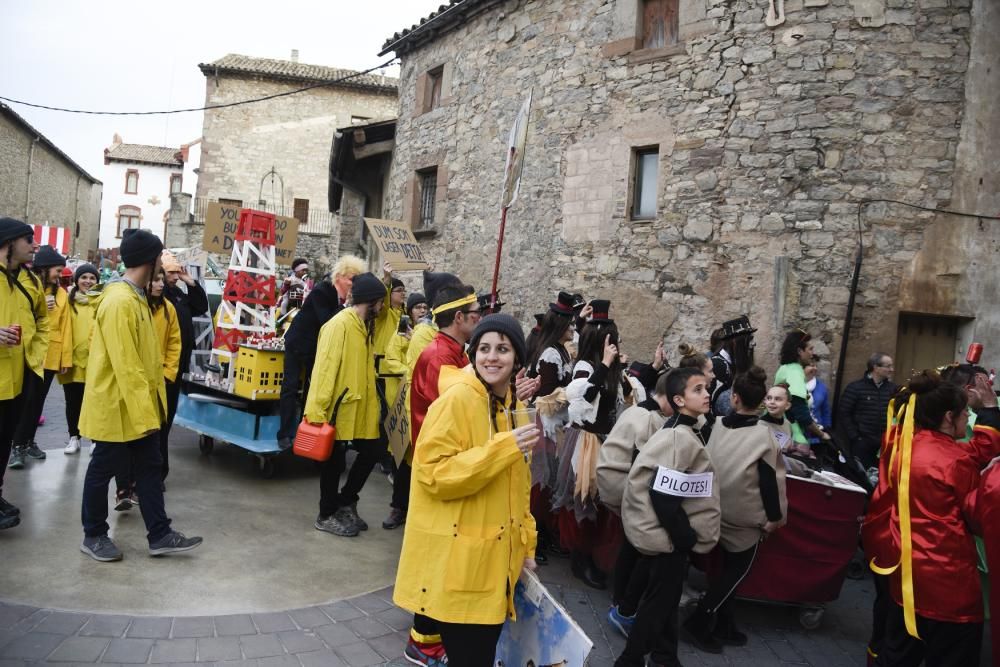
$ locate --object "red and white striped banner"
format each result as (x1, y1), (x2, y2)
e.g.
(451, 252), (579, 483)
(33, 225), (70, 254)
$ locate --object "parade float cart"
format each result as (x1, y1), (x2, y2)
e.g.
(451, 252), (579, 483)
(176, 342), (286, 478)
(694, 470), (867, 630)
(175, 208), (290, 478)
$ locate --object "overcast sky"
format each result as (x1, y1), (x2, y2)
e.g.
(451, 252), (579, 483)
(1, 0), (443, 179)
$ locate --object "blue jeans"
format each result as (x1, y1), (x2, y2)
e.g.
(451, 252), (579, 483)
(82, 432), (172, 544)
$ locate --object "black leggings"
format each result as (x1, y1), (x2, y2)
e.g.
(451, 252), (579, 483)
(318, 439), (382, 518)
(875, 602), (982, 666)
(63, 382), (85, 438)
(437, 620), (503, 667)
(14, 368), (54, 447)
(613, 538), (647, 616)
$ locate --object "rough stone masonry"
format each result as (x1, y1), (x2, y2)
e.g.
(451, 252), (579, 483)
(383, 0), (999, 379)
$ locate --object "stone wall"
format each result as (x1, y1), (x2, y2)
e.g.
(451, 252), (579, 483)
(0, 113), (102, 258)
(385, 0), (983, 381)
(196, 74), (397, 213)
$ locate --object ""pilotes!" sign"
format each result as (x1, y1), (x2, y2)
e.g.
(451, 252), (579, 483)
(363, 218), (428, 271)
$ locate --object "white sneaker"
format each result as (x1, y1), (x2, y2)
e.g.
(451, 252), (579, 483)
(65, 436), (81, 455)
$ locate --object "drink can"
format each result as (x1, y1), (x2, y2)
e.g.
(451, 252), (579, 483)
(966, 342), (984, 365)
(10, 324), (21, 345)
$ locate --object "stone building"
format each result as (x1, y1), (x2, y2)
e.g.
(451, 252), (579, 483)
(0, 102), (102, 259)
(100, 135), (185, 250)
(380, 0), (1000, 381)
(178, 52), (398, 273)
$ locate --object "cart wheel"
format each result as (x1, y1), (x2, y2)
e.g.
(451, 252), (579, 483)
(199, 435), (214, 455)
(257, 456), (276, 479)
(799, 606), (824, 630)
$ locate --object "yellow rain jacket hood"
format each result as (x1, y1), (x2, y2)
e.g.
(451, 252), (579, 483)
(152, 300), (182, 383)
(393, 365), (537, 625)
(79, 280), (167, 442)
(0, 266), (49, 400)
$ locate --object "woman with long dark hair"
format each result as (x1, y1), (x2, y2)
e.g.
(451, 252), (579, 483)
(60, 264), (100, 455)
(10, 245), (71, 468)
(774, 329), (830, 457)
(393, 314), (538, 667)
(553, 299), (629, 589)
(526, 292), (577, 562)
(864, 370), (999, 665)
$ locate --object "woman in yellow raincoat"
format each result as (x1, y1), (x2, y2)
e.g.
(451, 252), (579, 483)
(0, 218), (48, 527)
(393, 314), (539, 666)
(60, 264), (100, 455)
(11, 245), (69, 466)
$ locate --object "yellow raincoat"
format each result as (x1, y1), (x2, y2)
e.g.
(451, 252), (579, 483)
(393, 366), (537, 625)
(79, 281), (167, 443)
(0, 267), (49, 400)
(381, 332), (409, 415)
(406, 321), (437, 368)
(304, 307), (383, 439)
(58, 292), (100, 385)
(151, 300), (182, 382)
(43, 287), (73, 372)
(18, 269), (51, 380)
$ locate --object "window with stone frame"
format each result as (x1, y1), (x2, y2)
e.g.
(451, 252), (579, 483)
(416, 168), (438, 229)
(293, 198), (310, 224)
(426, 67), (444, 112)
(125, 169), (139, 194)
(631, 147), (659, 220)
(169, 174), (182, 195)
(219, 198), (243, 208)
(641, 0), (679, 49)
(117, 205), (141, 237)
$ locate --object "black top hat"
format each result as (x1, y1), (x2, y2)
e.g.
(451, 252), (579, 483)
(721, 315), (756, 339)
(479, 292), (504, 313)
(571, 293), (586, 310)
(549, 291), (576, 316)
(589, 299), (614, 325)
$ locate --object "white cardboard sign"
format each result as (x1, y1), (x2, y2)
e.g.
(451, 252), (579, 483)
(652, 468), (714, 498)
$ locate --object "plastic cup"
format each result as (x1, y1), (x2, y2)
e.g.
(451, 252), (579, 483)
(510, 407), (537, 429)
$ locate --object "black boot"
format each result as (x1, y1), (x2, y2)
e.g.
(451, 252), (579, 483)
(712, 606), (747, 647)
(681, 607), (724, 654)
(571, 551), (606, 590)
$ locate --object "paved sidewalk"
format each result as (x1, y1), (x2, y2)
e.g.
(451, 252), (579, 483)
(3, 387), (985, 665)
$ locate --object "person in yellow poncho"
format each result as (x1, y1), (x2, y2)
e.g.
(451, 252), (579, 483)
(304, 272), (394, 538)
(79, 228), (202, 563)
(10, 245), (69, 467)
(113, 269), (181, 509)
(0, 218), (48, 529)
(60, 264), (100, 455)
(393, 314), (538, 666)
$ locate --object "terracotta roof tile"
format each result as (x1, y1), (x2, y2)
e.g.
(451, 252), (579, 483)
(104, 143), (183, 167)
(199, 54), (398, 94)
(381, 0), (503, 55)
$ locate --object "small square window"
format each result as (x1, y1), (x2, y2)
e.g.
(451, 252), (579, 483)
(631, 148), (659, 220)
(219, 198), (243, 208)
(125, 169), (139, 194)
(641, 0), (678, 50)
(417, 168), (438, 229)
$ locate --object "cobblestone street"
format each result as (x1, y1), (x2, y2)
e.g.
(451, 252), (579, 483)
(0, 389), (984, 666)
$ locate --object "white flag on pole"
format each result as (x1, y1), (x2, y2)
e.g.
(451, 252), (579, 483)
(501, 90), (532, 209)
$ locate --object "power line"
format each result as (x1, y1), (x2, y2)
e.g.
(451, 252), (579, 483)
(0, 58), (399, 116)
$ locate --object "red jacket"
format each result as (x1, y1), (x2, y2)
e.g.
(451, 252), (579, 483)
(410, 332), (467, 447)
(973, 463), (1000, 665)
(863, 408), (1000, 623)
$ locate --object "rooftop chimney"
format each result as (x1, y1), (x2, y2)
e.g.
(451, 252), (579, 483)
(112, 133), (122, 146)
(290, 49), (299, 63)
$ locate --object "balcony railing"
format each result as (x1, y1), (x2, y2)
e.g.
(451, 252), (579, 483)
(192, 197), (336, 236)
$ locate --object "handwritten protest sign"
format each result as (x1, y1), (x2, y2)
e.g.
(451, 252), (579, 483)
(203, 203), (299, 266)
(385, 382), (410, 465)
(363, 218), (428, 271)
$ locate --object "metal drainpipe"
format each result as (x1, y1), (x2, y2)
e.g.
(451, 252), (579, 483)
(73, 174), (82, 256)
(25, 136), (39, 221)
